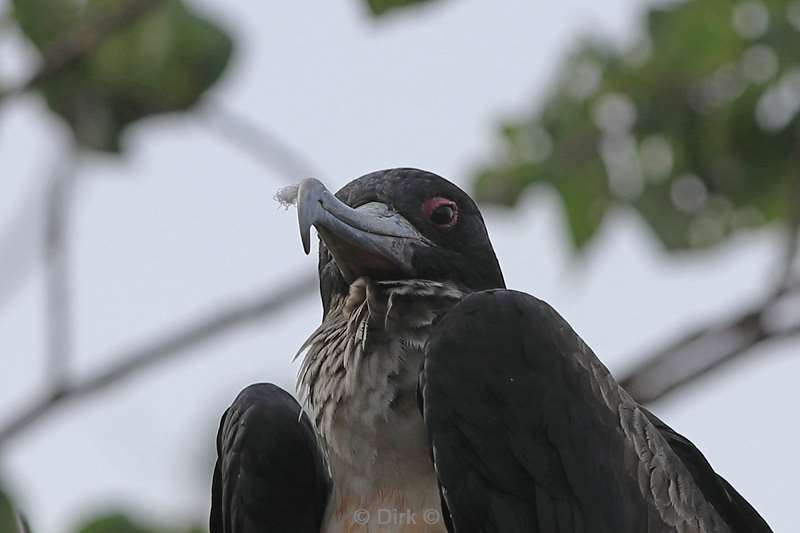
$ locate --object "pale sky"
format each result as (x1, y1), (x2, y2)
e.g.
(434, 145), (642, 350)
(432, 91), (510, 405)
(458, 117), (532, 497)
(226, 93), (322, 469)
(0, 1), (796, 532)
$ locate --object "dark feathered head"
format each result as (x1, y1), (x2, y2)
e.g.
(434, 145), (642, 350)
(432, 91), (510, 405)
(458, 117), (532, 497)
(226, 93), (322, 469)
(294, 168), (505, 314)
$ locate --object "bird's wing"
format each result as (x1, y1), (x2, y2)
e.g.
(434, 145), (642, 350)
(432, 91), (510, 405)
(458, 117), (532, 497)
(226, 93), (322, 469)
(210, 383), (330, 533)
(643, 408), (772, 533)
(421, 289), (769, 533)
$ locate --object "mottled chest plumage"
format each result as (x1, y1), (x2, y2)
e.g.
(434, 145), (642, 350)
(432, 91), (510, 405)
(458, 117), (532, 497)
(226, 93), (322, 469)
(297, 279), (462, 533)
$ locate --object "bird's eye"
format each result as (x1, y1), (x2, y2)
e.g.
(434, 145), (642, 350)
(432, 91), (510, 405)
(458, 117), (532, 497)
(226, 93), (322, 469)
(431, 204), (455, 225)
(422, 197), (459, 228)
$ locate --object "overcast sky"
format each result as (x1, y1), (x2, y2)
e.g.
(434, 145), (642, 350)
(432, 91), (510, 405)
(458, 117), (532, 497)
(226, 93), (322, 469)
(0, 1), (797, 532)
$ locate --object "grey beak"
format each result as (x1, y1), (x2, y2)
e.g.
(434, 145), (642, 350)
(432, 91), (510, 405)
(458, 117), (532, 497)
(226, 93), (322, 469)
(295, 178), (431, 281)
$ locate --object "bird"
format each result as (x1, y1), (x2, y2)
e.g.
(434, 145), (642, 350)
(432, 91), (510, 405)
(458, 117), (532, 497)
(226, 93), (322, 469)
(210, 168), (773, 533)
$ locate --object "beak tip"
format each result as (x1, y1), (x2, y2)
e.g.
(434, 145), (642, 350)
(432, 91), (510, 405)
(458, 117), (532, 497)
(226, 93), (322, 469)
(299, 221), (312, 255)
(296, 177), (325, 256)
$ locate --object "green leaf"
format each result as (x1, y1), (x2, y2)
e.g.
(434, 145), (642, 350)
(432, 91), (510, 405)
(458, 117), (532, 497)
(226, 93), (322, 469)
(78, 514), (152, 533)
(12, 0), (234, 152)
(474, 0), (800, 252)
(10, 0), (81, 46)
(365, 0), (439, 17)
(75, 512), (202, 533)
(1, 487), (20, 533)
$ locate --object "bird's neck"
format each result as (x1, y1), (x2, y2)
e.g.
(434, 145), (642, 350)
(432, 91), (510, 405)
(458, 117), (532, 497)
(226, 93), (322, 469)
(297, 278), (463, 511)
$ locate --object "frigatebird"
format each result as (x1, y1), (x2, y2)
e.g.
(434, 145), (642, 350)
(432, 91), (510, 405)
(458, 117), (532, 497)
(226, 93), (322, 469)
(210, 168), (772, 533)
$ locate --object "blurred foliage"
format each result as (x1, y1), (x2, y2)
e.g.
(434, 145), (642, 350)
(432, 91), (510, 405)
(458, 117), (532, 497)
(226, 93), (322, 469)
(74, 513), (202, 533)
(12, 0), (233, 152)
(5, 0), (796, 531)
(1, 487), (19, 533)
(365, 0), (438, 16)
(474, 0), (800, 251)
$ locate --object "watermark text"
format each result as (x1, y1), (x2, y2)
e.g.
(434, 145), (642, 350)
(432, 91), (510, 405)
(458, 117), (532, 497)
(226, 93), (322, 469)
(352, 507), (441, 526)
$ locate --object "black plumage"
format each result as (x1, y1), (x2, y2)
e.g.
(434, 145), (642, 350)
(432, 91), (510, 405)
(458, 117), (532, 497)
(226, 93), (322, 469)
(211, 168), (773, 533)
(421, 289), (771, 532)
(210, 384), (330, 533)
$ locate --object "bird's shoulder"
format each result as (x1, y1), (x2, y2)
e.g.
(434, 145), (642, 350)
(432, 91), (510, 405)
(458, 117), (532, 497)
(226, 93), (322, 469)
(425, 289), (594, 381)
(422, 289), (759, 533)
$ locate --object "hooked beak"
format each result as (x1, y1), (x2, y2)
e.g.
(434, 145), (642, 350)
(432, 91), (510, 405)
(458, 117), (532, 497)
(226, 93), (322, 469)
(296, 178), (431, 282)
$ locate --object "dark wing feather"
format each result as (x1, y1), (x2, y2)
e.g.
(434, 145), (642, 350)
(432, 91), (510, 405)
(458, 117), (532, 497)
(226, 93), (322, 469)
(422, 289), (771, 533)
(644, 409), (772, 533)
(210, 383), (330, 533)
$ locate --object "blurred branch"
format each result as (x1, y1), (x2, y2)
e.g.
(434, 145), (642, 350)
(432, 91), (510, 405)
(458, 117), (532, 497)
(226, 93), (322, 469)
(0, 179), (48, 312)
(0, 270), (317, 447)
(0, 0), (328, 459)
(777, 174), (800, 292)
(621, 280), (800, 404)
(0, 0), (324, 449)
(200, 101), (319, 182)
(0, 8), (12, 33)
(15, 512), (30, 533)
(0, 0), (165, 102)
(43, 150), (78, 391)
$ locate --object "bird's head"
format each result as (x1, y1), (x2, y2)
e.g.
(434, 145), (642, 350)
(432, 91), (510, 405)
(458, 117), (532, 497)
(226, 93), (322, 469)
(294, 168), (505, 314)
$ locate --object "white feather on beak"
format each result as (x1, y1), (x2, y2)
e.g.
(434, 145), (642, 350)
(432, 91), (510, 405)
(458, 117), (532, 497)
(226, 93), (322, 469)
(274, 183), (300, 208)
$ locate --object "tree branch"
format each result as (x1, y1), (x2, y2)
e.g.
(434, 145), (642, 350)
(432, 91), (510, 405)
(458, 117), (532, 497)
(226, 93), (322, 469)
(777, 174), (800, 292)
(0, 0), (165, 102)
(0, 270), (318, 447)
(42, 151), (78, 391)
(620, 281), (800, 404)
(0, 0), (330, 457)
(0, 179), (48, 312)
(0, 0), (324, 448)
(200, 101), (319, 183)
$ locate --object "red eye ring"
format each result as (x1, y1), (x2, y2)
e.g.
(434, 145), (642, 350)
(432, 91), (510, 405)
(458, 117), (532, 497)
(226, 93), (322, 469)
(422, 197), (459, 228)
